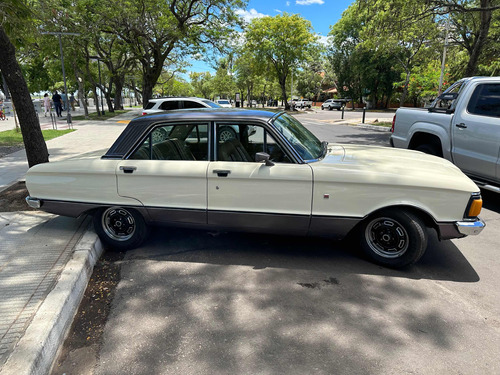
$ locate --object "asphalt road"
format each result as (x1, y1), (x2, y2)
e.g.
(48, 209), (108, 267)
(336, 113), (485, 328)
(54, 113), (500, 375)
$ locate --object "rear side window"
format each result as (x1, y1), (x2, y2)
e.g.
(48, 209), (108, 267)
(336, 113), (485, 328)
(182, 100), (205, 109)
(145, 102), (155, 109)
(467, 84), (500, 117)
(159, 101), (179, 110)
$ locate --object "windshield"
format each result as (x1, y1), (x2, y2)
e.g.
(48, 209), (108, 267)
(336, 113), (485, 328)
(202, 99), (221, 108)
(218, 100), (230, 105)
(272, 113), (324, 161)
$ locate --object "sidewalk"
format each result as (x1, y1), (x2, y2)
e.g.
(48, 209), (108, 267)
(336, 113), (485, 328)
(0, 109), (140, 374)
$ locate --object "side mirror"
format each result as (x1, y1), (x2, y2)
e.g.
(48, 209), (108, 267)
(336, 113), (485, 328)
(255, 152), (275, 166)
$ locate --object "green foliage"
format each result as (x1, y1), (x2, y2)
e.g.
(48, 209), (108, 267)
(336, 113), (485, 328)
(244, 13), (319, 108)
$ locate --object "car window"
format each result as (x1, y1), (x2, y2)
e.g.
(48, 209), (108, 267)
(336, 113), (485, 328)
(182, 100), (205, 109)
(216, 123), (291, 163)
(272, 113), (323, 161)
(467, 84), (500, 117)
(159, 101), (179, 110)
(130, 123), (208, 161)
(145, 102), (155, 109)
(202, 99), (221, 108)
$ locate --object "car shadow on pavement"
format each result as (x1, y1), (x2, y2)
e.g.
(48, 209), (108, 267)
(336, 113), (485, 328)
(127, 226), (479, 283)
(333, 132), (392, 147)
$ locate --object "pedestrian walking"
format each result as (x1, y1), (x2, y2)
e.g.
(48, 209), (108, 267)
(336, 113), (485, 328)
(52, 91), (63, 117)
(61, 91), (68, 111)
(69, 93), (76, 111)
(42, 93), (51, 116)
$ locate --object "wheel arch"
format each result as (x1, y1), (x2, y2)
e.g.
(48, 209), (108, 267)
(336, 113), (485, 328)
(353, 204), (440, 237)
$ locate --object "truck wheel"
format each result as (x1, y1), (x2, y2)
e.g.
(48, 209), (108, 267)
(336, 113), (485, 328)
(415, 143), (441, 157)
(93, 207), (148, 251)
(359, 209), (428, 268)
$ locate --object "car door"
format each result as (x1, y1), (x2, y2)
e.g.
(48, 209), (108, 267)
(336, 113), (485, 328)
(207, 122), (313, 235)
(116, 123), (209, 225)
(452, 82), (500, 182)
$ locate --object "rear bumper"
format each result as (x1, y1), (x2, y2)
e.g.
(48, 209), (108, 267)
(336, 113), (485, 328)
(456, 218), (485, 236)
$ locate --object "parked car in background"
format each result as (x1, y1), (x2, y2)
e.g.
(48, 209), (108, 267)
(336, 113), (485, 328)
(216, 99), (232, 108)
(391, 77), (500, 194)
(25, 108), (484, 269)
(142, 97), (220, 115)
(289, 99), (312, 109)
(322, 99), (345, 111)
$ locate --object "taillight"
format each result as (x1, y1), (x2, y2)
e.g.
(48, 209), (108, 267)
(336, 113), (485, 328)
(142, 112), (147, 116)
(391, 114), (396, 133)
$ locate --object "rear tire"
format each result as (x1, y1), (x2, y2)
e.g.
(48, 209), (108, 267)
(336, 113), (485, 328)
(93, 207), (148, 251)
(359, 209), (428, 268)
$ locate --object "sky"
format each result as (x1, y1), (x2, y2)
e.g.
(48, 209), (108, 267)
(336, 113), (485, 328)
(187, 0), (353, 75)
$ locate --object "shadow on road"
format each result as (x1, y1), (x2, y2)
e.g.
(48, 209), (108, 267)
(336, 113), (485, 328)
(128, 226), (478, 284)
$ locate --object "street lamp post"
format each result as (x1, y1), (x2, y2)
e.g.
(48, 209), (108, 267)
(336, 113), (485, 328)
(41, 32), (79, 128)
(438, 11), (450, 95)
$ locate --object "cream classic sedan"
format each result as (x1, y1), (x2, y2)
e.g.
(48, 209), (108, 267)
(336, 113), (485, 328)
(25, 109), (485, 268)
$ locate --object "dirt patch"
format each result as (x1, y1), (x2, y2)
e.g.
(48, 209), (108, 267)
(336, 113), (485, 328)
(0, 145), (24, 158)
(0, 181), (36, 212)
(50, 250), (125, 375)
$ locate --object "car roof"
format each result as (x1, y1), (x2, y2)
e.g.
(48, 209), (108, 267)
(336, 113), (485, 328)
(103, 108), (283, 159)
(148, 97), (210, 103)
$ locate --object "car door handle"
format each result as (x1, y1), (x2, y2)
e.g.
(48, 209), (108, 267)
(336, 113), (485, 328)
(213, 169), (231, 177)
(456, 123), (467, 129)
(120, 166), (137, 174)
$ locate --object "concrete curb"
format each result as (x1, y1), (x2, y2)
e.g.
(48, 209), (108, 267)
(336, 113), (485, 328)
(1, 227), (103, 375)
(352, 123), (392, 132)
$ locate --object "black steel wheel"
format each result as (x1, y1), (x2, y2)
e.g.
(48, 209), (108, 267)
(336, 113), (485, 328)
(359, 209), (428, 268)
(93, 207), (148, 251)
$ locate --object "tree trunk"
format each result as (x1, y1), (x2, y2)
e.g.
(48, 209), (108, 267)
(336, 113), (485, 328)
(280, 77), (290, 110)
(0, 26), (48, 167)
(400, 69), (411, 107)
(464, 0), (492, 77)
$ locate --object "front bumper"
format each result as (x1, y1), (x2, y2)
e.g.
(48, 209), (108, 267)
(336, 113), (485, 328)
(456, 218), (485, 236)
(26, 196), (41, 209)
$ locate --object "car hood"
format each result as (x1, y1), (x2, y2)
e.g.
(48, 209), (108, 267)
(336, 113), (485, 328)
(312, 144), (479, 193)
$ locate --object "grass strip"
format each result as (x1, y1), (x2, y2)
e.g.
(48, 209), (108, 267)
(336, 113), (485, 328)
(0, 129), (75, 146)
(71, 110), (128, 121)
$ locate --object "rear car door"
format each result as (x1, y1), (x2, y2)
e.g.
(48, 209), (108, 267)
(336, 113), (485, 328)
(117, 122), (209, 225)
(207, 122), (313, 235)
(452, 82), (500, 182)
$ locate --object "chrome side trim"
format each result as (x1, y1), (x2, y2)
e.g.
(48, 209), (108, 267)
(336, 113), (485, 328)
(25, 196), (41, 209)
(456, 218), (485, 236)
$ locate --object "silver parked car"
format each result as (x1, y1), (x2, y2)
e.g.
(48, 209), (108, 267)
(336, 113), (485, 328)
(321, 99), (345, 111)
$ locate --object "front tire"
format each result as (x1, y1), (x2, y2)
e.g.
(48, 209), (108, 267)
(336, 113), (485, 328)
(93, 207), (148, 251)
(359, 209), (428, 268)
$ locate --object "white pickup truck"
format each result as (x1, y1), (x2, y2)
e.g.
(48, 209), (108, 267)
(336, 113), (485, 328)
(390, 77), (500, 193)
(289, 99), (312, 109)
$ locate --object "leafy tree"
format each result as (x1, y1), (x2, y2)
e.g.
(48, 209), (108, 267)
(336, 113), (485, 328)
(108, 0), (245, 107)
(244, 13), (318, 110)
(0, 0), (49, 167)
(190, 72), (214, 99)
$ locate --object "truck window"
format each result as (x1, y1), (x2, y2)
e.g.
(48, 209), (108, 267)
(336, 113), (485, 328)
(467, 84), (500, 118)
(431, 79), (467, 111)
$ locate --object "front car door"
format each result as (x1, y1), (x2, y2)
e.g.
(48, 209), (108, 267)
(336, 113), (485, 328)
(117, 122), (209, 225)
(452, 81), (500, 183)
(208, 122), (313, 235)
